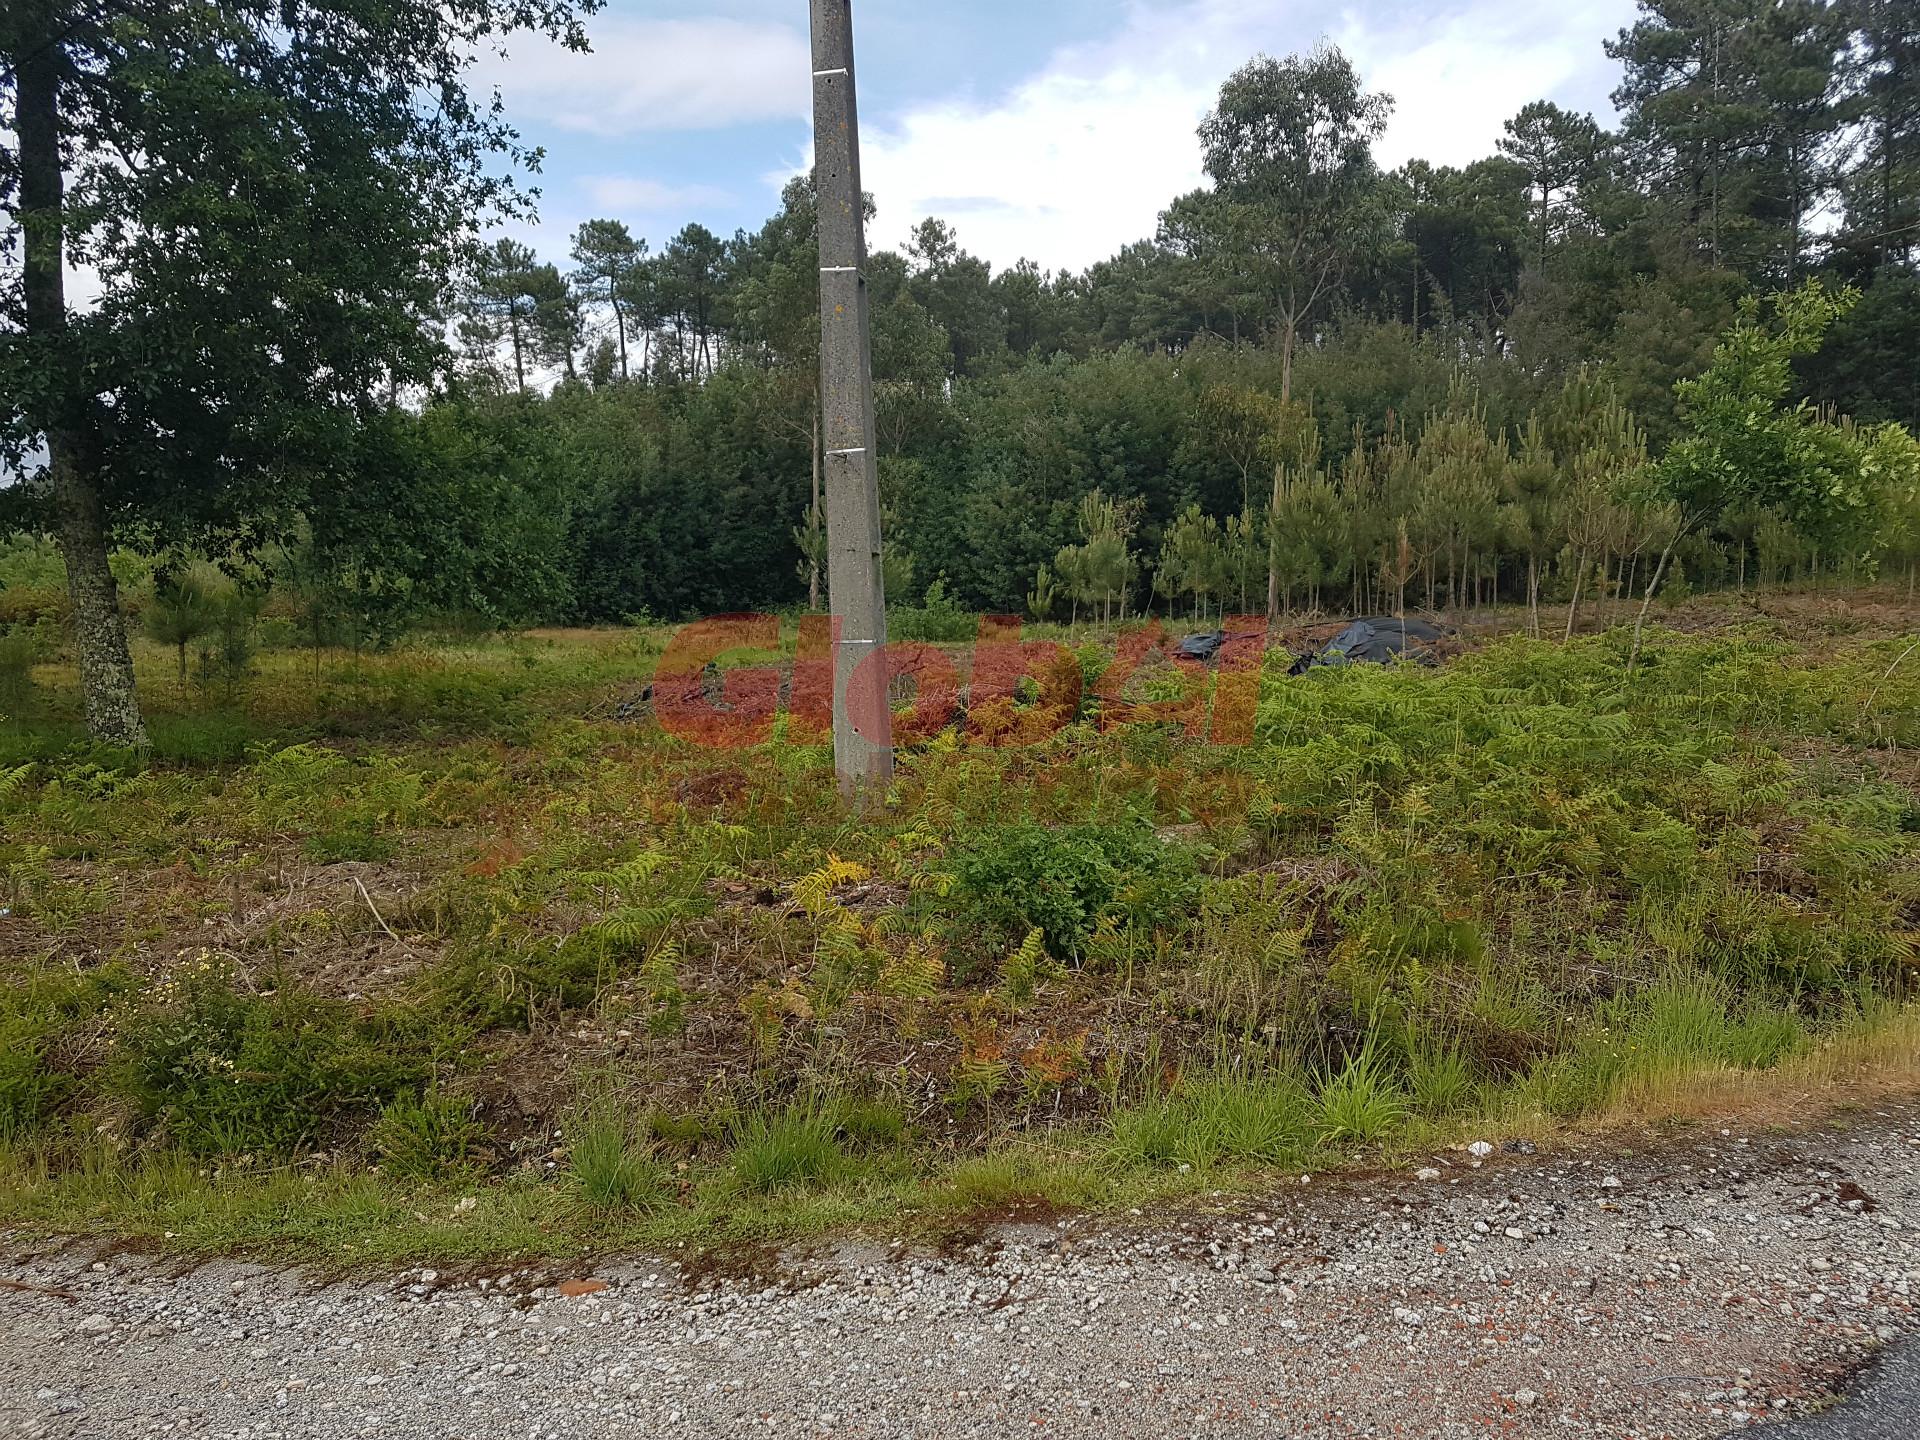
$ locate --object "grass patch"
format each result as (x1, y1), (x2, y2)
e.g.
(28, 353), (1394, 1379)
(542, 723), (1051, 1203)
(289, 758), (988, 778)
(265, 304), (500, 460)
(729, 1105), (844, 1194)
(369, 1093), (491, 1180)
(566, 1100), (668, 1214)
(1316, 1049), (1408, 1146)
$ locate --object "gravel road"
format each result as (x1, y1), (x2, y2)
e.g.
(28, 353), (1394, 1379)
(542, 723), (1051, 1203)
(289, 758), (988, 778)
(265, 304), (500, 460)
(3, 1103), (1916, 1440)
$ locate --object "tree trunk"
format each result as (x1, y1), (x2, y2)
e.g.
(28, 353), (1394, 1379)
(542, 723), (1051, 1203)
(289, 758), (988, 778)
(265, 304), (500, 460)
(612, 295), (629, 381)
(1527, 554), (1540, 637)
(1628, 537), (1677, 674)
(1564, 555), (1587, 642)
(1265, 319), (1298, 624)
(17, 30), (148, 747)
(508, 308), (526, 395)
(1265, 462), (1285, 624)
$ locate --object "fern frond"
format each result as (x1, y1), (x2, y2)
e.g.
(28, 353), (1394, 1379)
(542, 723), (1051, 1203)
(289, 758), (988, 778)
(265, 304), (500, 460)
(790, 854), (872, 916)
(0, 763), (32, 802)
(591, 902), (683, 951)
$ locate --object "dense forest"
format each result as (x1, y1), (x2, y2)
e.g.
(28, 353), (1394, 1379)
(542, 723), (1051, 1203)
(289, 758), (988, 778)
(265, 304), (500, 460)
(376, 1), (1920, 628)
(3, 0), (1920, 739)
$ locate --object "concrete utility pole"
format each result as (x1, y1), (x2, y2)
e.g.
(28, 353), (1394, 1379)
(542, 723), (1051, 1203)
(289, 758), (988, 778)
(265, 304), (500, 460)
(810, 0), (893, 802)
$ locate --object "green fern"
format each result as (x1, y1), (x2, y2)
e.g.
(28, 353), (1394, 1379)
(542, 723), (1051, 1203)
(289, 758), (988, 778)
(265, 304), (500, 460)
(0, 763), (32, 803)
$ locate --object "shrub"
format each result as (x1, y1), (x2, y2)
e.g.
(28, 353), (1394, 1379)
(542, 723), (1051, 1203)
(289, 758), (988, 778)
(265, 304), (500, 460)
(1109, 1068), (1317, 1172)
(369, 1092), (491, 1178)
(888, 577), (977, 644)
(1723, 1008), (1807, 1068)
(112, 963), (429, 1156)
(144, 572), (220, 682)
(950, 821), (1198, 961)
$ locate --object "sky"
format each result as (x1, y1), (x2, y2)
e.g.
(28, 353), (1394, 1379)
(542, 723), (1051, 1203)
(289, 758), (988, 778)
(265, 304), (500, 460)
(476, 0), (1647, 276)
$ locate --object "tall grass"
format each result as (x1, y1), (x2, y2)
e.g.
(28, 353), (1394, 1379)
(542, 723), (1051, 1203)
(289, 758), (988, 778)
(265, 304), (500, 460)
(729, 1106), (843, 1194)
(567, 1099), (667, 1213)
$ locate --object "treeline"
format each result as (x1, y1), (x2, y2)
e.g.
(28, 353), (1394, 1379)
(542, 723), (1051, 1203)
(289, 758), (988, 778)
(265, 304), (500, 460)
(303, 280), (1915, 643)
(395, 2), (1920, 627)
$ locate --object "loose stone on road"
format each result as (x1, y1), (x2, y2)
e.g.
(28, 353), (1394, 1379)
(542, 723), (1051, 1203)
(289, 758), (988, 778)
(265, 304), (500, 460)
(3, 1104), (1916, 1438)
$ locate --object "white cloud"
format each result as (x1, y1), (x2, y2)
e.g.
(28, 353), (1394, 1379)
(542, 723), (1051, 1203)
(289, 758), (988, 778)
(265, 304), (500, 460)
(478, 17), (810, 136)
(582, 176), (734, 215)
(835, 0), (1638, 274)
(1342, 5), (1633, 172)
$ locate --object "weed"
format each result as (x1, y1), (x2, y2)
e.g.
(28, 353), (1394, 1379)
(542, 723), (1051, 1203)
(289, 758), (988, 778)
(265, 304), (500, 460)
(832, 1095), (908, 1149)
(113, 961), (429, 1157)
(950, 821), (1197, 963)
(729, 1105), (842, 1193)
(1316, 1049), (1407, 1146)
(1183, 1070), (1316, 1165)
(303, 825), (397, 865)
(1409, 1040), (1475, 1115)
(1107, 1096), (1189, 1168)
(370, 1093), (491, 1179)
(567, 1100), (667, 1213)
(1, 614), (1916, 1256)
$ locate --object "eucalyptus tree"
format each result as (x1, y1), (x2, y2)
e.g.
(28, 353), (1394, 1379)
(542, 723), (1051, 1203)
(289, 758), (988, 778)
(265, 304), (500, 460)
(0, 0), (595, 743)
(1170, 45), (1394, 403)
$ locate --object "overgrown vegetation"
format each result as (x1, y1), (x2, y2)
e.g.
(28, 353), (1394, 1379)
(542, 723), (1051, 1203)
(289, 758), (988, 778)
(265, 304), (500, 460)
(0, 592), (1915, 1257)
(4, 0), (1913, 1266)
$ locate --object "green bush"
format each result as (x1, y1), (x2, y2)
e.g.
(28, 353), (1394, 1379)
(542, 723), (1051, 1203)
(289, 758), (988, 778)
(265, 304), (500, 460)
(888, 577), (977, 644)
(951, 821), (1198, 960)
(369, 1092), (491, 1178)
(1183, 1071), (1315, 1164)
(1408, 1041), (1475, 1115)
(1107, 1095), (1189, 1168)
